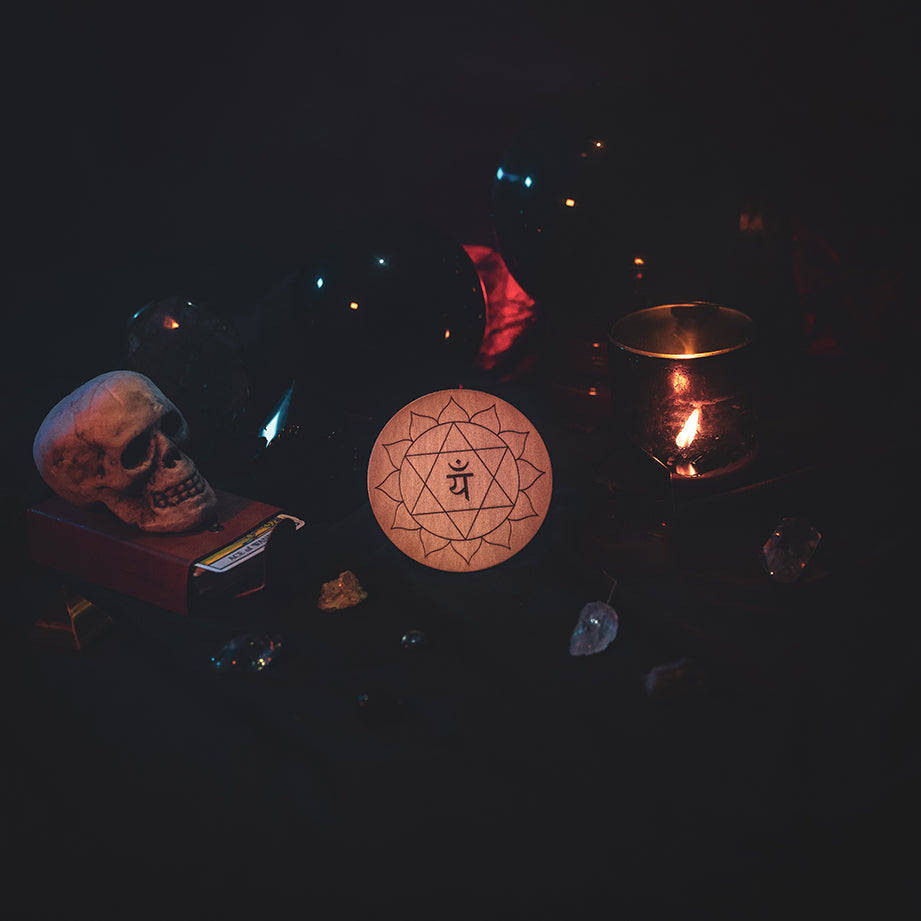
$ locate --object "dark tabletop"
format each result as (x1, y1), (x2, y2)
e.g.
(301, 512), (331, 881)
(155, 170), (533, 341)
(2, 3), (919, 919)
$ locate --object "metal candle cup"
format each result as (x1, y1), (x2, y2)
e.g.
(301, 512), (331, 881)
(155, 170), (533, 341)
(608, 303), (757, 479)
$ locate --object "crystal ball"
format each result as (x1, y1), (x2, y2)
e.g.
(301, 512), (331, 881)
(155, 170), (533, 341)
(289, 220), (487, 417)
(125, 296), (255, 477)
(247, 377), (362, 520)
(490, 92), (743, 321)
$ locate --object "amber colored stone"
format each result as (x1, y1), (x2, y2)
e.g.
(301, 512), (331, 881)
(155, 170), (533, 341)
(317, 570), (368, 611)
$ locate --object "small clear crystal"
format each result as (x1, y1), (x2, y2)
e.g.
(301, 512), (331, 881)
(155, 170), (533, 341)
(569, 601), (619, 656)
(761, 517), (821, 583)
(400, 630), (427, 650)
(211, 634), (282, 672)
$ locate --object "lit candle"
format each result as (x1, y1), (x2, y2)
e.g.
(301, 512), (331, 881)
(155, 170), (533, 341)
(608, 302), (758, 479)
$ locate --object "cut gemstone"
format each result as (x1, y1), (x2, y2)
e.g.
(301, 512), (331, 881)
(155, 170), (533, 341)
(761, 517), (821, 583)
(569, 601), (619, 656)
(211, 634), (282, 672)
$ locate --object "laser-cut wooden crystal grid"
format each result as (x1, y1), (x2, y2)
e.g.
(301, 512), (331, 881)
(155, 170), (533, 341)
(368, 390), (552, 572)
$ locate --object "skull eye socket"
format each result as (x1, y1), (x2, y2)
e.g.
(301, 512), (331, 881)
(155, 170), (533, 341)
(160, 410), (183, 438)
(120, 433), (151, 469)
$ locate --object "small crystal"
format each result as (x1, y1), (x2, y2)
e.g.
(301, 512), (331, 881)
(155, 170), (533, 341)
(211, 634), (282, 672)
(761, 517), (821, 583)
(644, 657), (704, 699)
(400, 630), (427, 650)
(569, 601), (619, 656)
(317, 570), (368, 611)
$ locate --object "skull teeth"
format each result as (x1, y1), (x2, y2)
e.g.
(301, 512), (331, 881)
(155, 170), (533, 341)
(151, 473), (206, 508)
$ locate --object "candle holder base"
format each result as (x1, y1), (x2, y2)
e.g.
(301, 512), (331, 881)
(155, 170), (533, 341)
(667, 444), (758, 484)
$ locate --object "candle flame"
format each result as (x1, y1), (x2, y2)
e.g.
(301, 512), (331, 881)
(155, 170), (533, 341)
(675, 408), (700, 449)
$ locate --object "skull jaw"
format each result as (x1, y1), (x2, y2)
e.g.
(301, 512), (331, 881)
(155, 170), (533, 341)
(106, 480), (219, 533)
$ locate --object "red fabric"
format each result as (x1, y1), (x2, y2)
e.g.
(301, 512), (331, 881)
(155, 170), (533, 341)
(463, 244), (537, 372)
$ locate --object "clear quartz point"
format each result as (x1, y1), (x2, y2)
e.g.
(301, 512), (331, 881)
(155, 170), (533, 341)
(761, 517), (821, 583)
(211, 634), (282, 672)
(569, 601), (619, 656)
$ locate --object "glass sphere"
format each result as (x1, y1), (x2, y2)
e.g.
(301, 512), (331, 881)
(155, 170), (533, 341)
(248, 377), (362, 522)
(290, 220), (487, 418)
(124, 296), (256, 478)
(491, 93), (743, 323)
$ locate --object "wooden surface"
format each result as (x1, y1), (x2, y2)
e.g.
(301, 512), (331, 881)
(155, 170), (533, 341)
(367, 390), (552, 572)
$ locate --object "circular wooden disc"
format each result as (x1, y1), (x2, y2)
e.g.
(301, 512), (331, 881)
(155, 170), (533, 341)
(367, 389), (552, 572)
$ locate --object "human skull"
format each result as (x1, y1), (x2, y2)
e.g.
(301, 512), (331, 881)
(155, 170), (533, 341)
(33, 371), (218, 532)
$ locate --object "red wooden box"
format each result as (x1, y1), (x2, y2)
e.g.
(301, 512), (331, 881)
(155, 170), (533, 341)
(27, 490), (286, 615)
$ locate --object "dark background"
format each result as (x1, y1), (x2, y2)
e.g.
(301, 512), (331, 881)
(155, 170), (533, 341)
(5, 1), (917, 466)
(6, 2), (916, 285)
(2, 2), (919, 918)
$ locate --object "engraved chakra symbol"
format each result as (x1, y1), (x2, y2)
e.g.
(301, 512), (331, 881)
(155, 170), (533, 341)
(369, 392), (551, 570)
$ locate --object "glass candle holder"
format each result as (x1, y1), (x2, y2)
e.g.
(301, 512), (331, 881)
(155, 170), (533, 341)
(608, 302), (757, 479)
